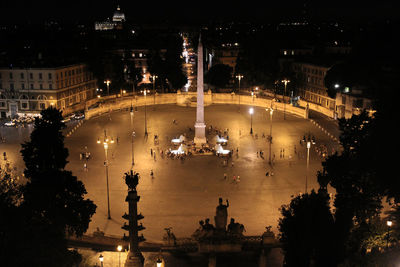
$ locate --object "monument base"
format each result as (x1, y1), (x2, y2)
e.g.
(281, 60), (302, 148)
(194, 136), (207, 146)
(124, 251), (144, 267)
(194, 122), (207, 147)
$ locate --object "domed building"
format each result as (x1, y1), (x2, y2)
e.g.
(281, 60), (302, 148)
(95, 5), (126, 31)
(112, 6), (125, 22)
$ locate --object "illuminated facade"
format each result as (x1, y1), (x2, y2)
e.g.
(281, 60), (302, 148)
(292, 61), (373, 119)
(95, 5), (125, 31)
(0, 63), (96, 118)
(292, 61), (335, 110)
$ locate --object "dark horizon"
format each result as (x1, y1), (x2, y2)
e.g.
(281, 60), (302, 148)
(1, 0), (399, 25)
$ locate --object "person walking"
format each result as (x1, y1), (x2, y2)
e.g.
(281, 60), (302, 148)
(224, 173), (227, 180)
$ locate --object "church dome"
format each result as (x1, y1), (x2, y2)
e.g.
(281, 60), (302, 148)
(112, 6), (125, 22)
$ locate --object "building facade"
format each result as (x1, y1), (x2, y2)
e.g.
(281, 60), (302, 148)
(212, 46), (240, 73)
(292, 61), (374, 119)
(335, 88), (374, 119)
(292, 61), (336, 110)
(0, 63), (97, 118)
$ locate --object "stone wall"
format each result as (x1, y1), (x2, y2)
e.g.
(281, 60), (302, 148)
(84, 92), (336, 121)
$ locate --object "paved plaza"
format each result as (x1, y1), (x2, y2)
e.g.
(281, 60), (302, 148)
(0, 103), (340, 243)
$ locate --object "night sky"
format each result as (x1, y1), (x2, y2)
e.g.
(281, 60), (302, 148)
(0, 0), (399, 24)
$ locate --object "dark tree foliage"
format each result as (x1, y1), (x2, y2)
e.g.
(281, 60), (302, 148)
(22, 107), (68, 176)
(315, 21), (400, 262)
(147, 33), (187, 92)
(278, 190), (336, 267)
(317, 111), (384, 261)
(317, 82), (399, 260)
(235, 32), (279, 88)
(0, 107), (97, 266)
(21, 107), (96, 234)
(205, 64), (233, 88)
(324, 61), (381, 99)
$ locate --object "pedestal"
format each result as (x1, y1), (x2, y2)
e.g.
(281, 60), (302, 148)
(124, 251), (144, 267)
(194, 122), (207, 146)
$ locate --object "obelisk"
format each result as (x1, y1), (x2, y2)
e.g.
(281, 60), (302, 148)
(194, 34), (207, 146)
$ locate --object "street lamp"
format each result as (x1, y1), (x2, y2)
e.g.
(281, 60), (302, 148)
(236, 74), (243, 112)
(281, 79), (290, 120)
(266, 107), (274, 165)
(387, 220), (392, 249)
(104, 80), (111, 96)
(151, 75), (158, 106)
(301, 134), (315, 194)
(156, 249), (164, 267)
(117, 245), (123, 267)
(249, 107), (254, 134)
(130, 105), (135, 167)
(97, 130), (114, 219)
(141, 90), (150, 136)
(99, 254), (104, 267)
(131, 130), (136, 167)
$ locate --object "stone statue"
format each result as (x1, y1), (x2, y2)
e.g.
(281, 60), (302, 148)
(124, 170), (139, 191)
(214, 198), (229, 230)
(227, 218), (245, 236)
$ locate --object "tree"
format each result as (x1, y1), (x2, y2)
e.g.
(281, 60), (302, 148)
(317, 111), (384, 262)
(147, 33), (187, 92)
(278, 190), (337, 267)
(235, 31), (279, 88)
(205, 64), (233, 89)
(18, 107), (96, 265)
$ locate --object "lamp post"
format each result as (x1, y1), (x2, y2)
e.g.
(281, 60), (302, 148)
(387, 220), (392, 249)
(151, 75), (158, 106)
(131, 131), (136, 167)
(97, 130), (114, 219)
(99, 254), (104, 267)
(282, 79), (290, 120)
(301, 134), (315, 194)
(249, 107), (254, 134)
(236, 74), (243, 112)
(117, 245), (123, 267)
(141, 90), (149, 136)
(130, 105), (135, 167)
(104, 80), (111, 96)
(266, 107), (274, 165)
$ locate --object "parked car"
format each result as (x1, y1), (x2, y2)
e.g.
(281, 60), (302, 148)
(74, 113), (85, 120)
(61, 117), (71, 123)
